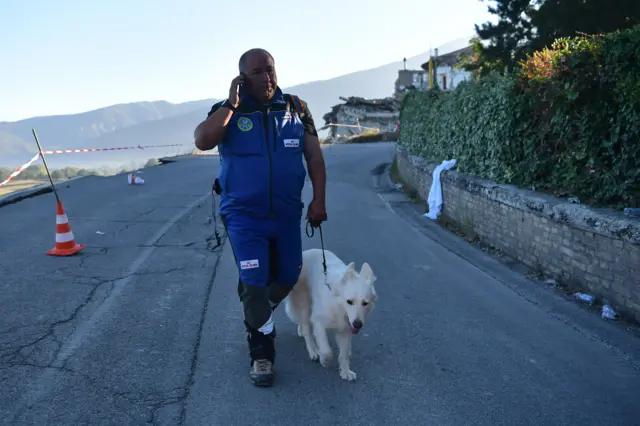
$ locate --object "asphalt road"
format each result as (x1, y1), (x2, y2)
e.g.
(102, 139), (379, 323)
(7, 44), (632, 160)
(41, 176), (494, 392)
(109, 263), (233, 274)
(1, 142), (639, 426)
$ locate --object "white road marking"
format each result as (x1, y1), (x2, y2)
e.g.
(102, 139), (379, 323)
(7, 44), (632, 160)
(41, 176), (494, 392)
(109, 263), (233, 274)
(9, 191), (211, 418)
(52, 191), (211, 366)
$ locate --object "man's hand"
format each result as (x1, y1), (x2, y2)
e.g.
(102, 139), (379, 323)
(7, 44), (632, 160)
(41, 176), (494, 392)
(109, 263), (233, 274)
(194, 74), (245, 151)
(306, 198), (327, 227)
(228, 74), (245, 108)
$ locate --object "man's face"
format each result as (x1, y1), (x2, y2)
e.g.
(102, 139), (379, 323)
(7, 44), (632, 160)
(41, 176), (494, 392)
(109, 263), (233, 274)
(242, 52), (277, 102)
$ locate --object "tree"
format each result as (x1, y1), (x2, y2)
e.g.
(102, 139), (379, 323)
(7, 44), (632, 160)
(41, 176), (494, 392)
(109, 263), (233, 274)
(464, 0), (538, 76)
(467, 0), (640, 76)
(456, 37), (499, 79)
(533, 0), (640, 46)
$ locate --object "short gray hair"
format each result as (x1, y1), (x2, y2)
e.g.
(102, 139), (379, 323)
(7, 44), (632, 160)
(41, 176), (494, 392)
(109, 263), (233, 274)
(238, 48), (274, 73)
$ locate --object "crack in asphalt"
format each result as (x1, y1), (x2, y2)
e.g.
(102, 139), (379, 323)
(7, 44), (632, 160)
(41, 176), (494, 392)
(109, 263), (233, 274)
(3, 362), (176, 424)
(76, 253), (99, 270)
(78, 244), (205, 253)
(55, 262), (209, 284)
(0, 278), (114, 367)
(1, 191), (222, 423)
(112, 223), (133, 236)
(1, 249), (224, 424)
(137, 207), (159, 219)
(0, 236), (224, 424)
(175, 233), (227, 426)
(0, 323), (51, 337)
(1, 247), (212, 370)
(53, 242), (211, 280)
(149, 242), (198, 248)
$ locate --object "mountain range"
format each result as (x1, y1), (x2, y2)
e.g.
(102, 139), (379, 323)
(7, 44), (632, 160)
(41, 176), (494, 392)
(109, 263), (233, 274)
(0, 37), (471, 171)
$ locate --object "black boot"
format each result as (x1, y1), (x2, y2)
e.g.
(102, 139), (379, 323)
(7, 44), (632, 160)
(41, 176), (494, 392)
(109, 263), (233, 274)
(246, 322), (276, 387)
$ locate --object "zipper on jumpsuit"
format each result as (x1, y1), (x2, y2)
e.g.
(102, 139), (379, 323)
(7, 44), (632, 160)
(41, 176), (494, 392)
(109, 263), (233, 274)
(262, 108), (275, 220)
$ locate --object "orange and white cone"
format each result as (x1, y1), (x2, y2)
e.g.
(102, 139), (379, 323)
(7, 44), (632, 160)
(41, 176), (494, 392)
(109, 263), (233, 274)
(48, 201), (85, 256)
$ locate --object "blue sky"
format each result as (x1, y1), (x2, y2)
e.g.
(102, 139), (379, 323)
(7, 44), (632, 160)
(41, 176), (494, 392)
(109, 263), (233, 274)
(1, 0), (495, 122)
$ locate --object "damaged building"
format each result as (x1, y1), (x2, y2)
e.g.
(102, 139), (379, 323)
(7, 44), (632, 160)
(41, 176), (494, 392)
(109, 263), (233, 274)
(394, 46), (473, 99)
(394, 69), (429, 103)
(421, 46), (473, 91)
(320, 42), (473, 142)
(321, 96), (400, 142)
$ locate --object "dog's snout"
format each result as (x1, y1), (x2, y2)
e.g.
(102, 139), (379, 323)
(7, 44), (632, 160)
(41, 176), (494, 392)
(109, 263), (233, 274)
(352, 319), (363, 329)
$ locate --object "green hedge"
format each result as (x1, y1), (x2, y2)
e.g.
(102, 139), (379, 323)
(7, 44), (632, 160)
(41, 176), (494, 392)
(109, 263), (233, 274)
(400, 25), (640, 209)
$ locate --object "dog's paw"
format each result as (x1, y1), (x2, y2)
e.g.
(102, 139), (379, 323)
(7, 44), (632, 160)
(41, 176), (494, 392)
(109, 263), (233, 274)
(319, 351), (333, 368)
(297, 325), (303, 337)
(307, 348), (319, 362)
(340, 369), (357, 381)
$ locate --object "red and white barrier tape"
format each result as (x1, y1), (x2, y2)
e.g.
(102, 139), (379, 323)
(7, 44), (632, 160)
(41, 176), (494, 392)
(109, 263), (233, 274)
(0, 154), (42, 188)
(0, 143), (190, 188)
(42, 143), (187, 155)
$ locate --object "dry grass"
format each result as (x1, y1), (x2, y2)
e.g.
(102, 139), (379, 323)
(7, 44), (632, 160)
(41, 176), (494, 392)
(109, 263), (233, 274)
(0, 179), (51, 196)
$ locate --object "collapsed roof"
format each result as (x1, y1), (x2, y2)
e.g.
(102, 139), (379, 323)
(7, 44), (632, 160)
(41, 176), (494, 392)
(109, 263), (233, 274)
(322, 96), (399, 128)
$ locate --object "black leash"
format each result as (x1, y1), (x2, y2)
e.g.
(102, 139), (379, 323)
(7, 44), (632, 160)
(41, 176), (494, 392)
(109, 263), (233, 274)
(305, 219), (329, 289)
(206, 182), (222, 251)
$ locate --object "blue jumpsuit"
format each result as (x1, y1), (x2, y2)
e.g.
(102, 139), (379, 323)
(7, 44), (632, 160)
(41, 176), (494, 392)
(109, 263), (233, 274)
(208, 86), (311, 363)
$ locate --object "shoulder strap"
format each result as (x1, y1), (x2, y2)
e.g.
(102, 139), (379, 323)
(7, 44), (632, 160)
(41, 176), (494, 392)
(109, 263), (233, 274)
(284, 94), (304, 116)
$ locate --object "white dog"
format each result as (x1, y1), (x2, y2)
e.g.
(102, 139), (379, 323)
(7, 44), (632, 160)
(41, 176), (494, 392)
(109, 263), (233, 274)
(284, 248), (377, 381)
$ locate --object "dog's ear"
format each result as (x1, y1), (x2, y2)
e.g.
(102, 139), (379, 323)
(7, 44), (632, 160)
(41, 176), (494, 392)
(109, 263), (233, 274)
(360, 262), (377, 282)
(334, 262), (357, 295)
(341, 262), (357, 282)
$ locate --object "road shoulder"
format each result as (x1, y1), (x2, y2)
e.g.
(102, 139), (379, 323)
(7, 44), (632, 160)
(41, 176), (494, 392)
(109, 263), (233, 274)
(373, 162), (640, 367)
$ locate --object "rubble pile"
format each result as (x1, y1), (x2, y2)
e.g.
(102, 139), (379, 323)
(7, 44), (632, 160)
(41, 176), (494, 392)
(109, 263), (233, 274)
(321, 96), (400, 143)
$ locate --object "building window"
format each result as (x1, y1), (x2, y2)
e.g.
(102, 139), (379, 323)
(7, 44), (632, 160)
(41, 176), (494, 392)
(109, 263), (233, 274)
(412, 72), (422, 88)
(441, 74), (447, 90)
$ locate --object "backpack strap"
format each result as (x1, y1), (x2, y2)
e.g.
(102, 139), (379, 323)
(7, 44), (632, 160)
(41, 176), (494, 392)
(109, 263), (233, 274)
(284, 94), (304, 117)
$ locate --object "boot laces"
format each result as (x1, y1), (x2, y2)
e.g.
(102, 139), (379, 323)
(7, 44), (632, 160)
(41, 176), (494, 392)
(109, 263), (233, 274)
(254, 359), (271, 372)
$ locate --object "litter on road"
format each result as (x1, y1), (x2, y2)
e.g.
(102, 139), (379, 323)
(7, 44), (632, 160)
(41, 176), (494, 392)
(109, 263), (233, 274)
(128, 173), (145, 185)
(574, 292), (596, 305)
(602, 304), (617, 320)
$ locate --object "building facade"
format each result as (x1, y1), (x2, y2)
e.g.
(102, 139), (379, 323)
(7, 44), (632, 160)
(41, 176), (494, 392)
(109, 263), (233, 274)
(394, 69), (429, 102)
(421, 46), (473, 91)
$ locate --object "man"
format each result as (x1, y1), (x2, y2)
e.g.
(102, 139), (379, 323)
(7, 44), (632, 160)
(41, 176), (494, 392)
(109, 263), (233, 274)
(193, 48), (327, 387)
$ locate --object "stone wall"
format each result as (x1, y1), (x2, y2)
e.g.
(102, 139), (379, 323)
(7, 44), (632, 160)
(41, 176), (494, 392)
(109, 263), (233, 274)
(395, 144), (640, 322)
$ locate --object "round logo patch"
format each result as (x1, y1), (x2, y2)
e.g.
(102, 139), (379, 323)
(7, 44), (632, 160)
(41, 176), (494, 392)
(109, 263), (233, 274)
(237, 117), (253, 132)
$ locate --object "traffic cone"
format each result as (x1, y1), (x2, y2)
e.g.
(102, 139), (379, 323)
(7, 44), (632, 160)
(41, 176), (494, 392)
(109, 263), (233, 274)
(48, 201), (84, 256)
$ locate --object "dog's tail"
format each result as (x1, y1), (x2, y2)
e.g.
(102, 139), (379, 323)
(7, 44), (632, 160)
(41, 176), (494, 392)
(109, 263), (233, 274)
(283, 296), (296, 324)
(283, 274), (308, 326)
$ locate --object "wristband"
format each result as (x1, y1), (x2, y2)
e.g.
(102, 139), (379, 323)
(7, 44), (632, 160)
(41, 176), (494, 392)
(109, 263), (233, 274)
(222, 99), (237, 112)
